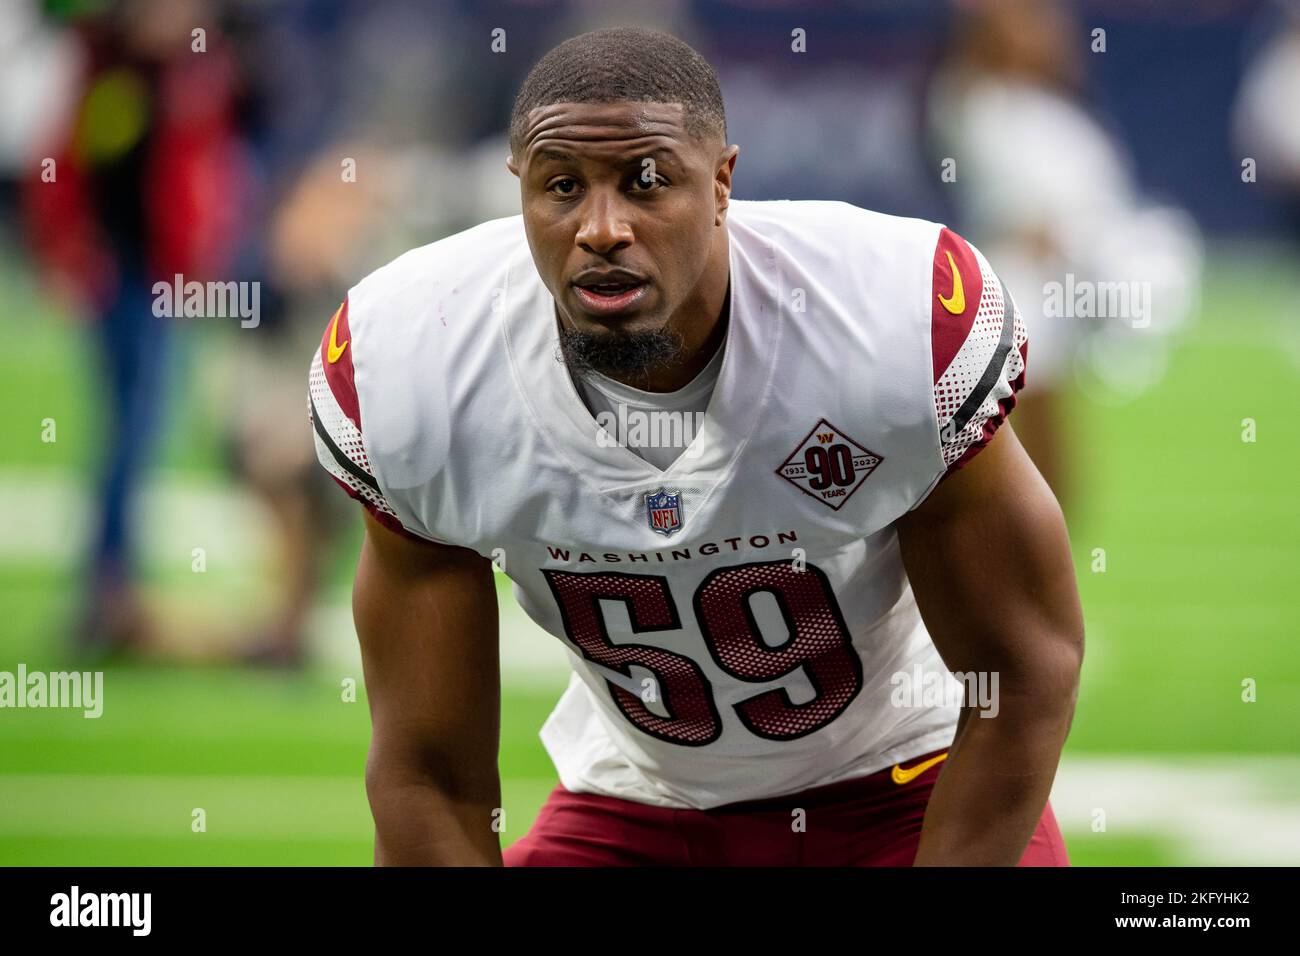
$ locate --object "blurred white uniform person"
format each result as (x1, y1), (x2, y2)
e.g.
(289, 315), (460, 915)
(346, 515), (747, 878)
(1233, 8), (1300, 225)
(928, 0), (1200, 500)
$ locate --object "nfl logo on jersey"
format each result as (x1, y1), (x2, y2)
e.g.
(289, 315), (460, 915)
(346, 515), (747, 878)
(645, 489), (684, 537)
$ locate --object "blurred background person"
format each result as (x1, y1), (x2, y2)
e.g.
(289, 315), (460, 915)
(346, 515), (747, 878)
(0, 0), (80, 234)
(1233, 0), (1300, 242)
(927, 0), (1202, 511)
(217, 0), (518, 666)
(22, 0), (248, 659)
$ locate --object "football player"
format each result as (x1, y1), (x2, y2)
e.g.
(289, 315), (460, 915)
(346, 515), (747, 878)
(310, 27), (1084, 866)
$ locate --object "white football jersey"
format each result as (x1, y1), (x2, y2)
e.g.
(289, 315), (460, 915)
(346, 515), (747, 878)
(309, 199), (1027, 810)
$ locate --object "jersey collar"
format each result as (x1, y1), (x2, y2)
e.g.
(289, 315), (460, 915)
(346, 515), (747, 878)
(502, 214), (784, 501)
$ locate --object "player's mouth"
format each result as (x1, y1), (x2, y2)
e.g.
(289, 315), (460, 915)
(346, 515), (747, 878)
(571, 270), (650, 316)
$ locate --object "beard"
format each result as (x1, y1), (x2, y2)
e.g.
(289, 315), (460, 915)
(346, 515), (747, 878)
(555, 322), (685, 382)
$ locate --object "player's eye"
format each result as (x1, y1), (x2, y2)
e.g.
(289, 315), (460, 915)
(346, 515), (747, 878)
(630, 174), (667, 192)
(548, 178), (581, 196)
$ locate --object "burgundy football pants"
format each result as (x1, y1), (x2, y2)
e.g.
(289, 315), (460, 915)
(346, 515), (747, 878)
(504, 748), (1069, 866)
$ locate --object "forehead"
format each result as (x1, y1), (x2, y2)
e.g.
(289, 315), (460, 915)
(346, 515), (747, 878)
(520, 101), (697, 165)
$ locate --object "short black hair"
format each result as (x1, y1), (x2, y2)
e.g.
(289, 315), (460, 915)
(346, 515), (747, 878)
(509, 27), (727, 158)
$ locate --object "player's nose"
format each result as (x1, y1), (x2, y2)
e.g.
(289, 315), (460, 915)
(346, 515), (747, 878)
(574, 189), (634, 256)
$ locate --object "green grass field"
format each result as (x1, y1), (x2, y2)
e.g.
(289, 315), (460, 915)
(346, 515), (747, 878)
(1, 243), (1297, 865)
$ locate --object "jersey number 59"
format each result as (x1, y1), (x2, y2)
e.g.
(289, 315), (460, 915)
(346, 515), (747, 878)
(542, 561), (863, 746)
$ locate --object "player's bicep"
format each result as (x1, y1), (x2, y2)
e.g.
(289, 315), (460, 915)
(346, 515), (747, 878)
(896, 425), (1083, 688)
(354, 510), (500, 784)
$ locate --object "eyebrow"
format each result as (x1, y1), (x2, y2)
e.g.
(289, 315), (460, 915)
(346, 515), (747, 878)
(532, 146), (684, 167)
(534, 147), (577, 164)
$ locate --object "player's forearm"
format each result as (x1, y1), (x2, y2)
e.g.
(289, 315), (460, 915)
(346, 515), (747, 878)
(912, 674), (1078, 866)
(366, 759), (504, 866)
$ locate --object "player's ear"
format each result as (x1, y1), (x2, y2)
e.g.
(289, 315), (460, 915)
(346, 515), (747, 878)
(714, 144), (738, 223)
(506, 153), (520, 178)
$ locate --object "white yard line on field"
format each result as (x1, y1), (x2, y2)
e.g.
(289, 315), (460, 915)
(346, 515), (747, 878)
(1050, 755), (1300, 865)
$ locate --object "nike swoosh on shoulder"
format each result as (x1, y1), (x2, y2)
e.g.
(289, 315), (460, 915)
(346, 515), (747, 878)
(938, 250), (965, 314)
(327, 304), (348, 363)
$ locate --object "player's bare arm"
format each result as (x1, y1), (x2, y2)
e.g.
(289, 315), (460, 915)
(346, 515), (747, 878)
(353, 510), (502, 866)
(897, 424), (1084, 866)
